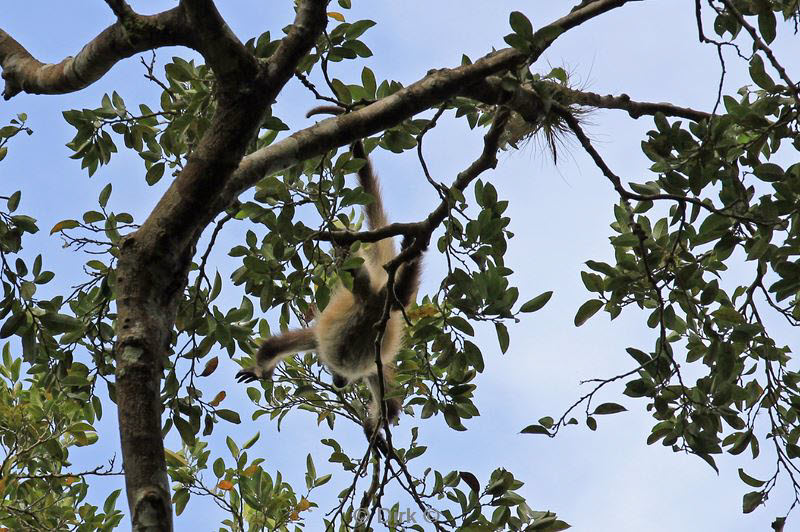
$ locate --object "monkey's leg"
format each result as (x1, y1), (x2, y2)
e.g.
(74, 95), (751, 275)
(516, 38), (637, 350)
(363, 367), (402, 455)
(235, 327), (317, 383)
(392, 237), (425, 308)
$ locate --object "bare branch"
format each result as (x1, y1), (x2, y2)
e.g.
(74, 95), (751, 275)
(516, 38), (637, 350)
(560, 86), (710, 121)
(560, 0), (643, 30)
(718, 0), (800, 107)
(0, 8), (189, 99)
(463, 77), (710, 123)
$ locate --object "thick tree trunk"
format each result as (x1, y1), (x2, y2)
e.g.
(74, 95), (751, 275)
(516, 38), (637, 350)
(114, 237), (190, 530)
(113, 77), (275, 527)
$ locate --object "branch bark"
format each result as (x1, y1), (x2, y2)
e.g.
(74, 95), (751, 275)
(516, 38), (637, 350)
(463, 77), (710, 123)
(179, 0), (257, 83)
(224, 0), (637, 201)
(0, 7), (190, 99)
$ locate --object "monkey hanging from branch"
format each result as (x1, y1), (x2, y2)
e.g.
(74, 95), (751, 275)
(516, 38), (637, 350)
(236, 107), (425, 455)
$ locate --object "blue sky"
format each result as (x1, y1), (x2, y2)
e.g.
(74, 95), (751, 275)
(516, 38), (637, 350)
(1, 1), (798, 530)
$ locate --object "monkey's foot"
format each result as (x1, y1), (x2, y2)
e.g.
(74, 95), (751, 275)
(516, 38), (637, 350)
(331, 373), (349, 388)
(235, 366), (273, 383)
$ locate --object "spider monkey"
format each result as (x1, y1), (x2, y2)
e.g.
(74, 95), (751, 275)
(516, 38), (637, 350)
(236, 107), (424, 454)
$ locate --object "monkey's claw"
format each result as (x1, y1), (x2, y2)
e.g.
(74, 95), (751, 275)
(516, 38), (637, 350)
(235, 366), (271, 383)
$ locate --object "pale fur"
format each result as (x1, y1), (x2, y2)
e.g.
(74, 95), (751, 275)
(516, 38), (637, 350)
(236, 121), (422, 453)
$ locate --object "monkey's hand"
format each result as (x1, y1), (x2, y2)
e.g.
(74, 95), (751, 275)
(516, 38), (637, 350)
(235, 365), (273, 383)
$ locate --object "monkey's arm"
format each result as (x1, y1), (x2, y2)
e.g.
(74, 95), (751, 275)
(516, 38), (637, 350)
(235, 327), (317, 383)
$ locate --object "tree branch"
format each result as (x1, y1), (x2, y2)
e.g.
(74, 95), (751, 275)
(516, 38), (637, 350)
(225, 0), (637, 202)
(133, 0), (327, 256)
(265, 0), (329, 84)
(179, 0), (257, 83)
(317, 109), (511, 254)
(553, 104), (777, 226)
(0, 8), (189, 99)
(560, 86), (711, 121)
(463, 77), (711, 123)
(718, 0), (800, 107)
(104, 0), (135, 21)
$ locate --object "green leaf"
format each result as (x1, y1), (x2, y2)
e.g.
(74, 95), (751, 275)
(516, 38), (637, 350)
(173, 416), (195, 445)
(19, 281), (35, 300)
(611, 233), (639, 248)
(742, 491), (763, 514)
(50, 219), (80, 234)
(787, 443), (800, 459)
(103, 489), (122, 514)
(314, 473), (332, 487)
(330, 78), (351, 104)
(749, 54), (775, 90)
(345, 19), (376, 40)
(581, 271), (604, 293)
(213, 457), (225, 478)
(345, 40), (372, 58)
(495, 322), (509, 354)
(520, 424), (550, 435)
(448, 316), (474, 336)
(574, 299), (603, 326)
(592, 402), (627, 415)
(458, 471), (480, 493)
(503, 33), (531, 53)
(7, 191), (20, 212)
(217, 409), (241, 424)
(306, 453), (316, 480)
(757, 11), (776, 44)
(98, 183), (112, 208)
(146, 162), (165, 185)
(738, 468), (765, 488)
(12, 215), (38, 233)
(83, 210), (105, 223)
(443, 405), (467, 431)
(242, 432), (260, 450)
(39, 313), (83, 334)
(626, 347), (651, 366)
(173, 488), (190, 516)
(753, 162), (784, 182)
(713, 306), (743, 324)
(509, 11), (533, 38)
(0, 312), (26, 338)
(520, 291), (552, 312)
(361, 67), (377, 98)
(246, 386), (261, 402)
(695, 213), (731, 245)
